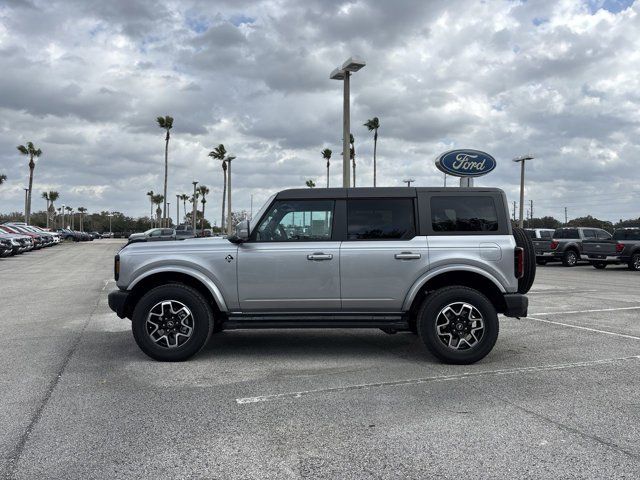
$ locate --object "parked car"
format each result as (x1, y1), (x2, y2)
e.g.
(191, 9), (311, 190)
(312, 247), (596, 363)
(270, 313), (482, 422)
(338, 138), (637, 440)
(89, 232), (101, 239)
(525, 228), (555, 265)
(0, 237), (13, 257)
(101, 232), (114, 238)
(109, 187), (535, 364)
(1, 224), (45, 249)
(582, 227), (640, 271)
(536, 227), (612, 267)
(0, 227), (35, 254)
(128, 228), (176, 244)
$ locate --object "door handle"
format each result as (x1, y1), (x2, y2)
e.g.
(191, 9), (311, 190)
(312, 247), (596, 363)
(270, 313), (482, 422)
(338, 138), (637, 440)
(307, 253), (333, 261)
(395, 252), (421, 260)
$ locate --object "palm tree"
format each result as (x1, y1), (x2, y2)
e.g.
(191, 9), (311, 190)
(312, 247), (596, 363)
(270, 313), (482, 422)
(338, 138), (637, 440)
(179, 194), (189, 224)
(364, 117), (380, 187)
(78, 207), (87, 232)
(156, 115), (173, 227)
(305, 180), (316, 188)
(321, 149), (332, 188)
(42, 192), (51, 228)
(146, 190), (154, 226)
(152, 194), (164, 225)
(65, 206), (73, 229)
(349, 133), (356, 187)
(209, 144), (236, 234)
(48, 191), (59, 228)
(197, 185), (210, 235)
(17, 141), (42, 225)
(0, 174), (7, 185)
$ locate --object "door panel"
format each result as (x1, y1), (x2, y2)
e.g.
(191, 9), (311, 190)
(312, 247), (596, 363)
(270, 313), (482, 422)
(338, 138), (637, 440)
(237, 241), (341, 311)
(340, 237), (429, 311)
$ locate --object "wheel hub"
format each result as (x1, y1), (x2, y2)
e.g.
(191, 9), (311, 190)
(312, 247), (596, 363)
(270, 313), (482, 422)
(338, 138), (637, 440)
(146, 300), (194, 349)
(436, 302), (485, 350)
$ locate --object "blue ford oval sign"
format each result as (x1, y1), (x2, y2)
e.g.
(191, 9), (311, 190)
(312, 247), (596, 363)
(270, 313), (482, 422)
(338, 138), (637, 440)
(435, 149), (496, 177)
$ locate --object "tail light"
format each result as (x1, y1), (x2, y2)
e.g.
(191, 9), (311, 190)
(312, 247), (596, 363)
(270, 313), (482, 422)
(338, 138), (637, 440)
(114, 254), (120, 281)
(514, 247), (524, 279)
(616, 243), (625, 253)
(550, 240), (559, 250)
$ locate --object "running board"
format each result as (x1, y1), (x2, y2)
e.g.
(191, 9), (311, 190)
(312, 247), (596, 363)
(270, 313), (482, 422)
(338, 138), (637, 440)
(223, 313), (408, 330)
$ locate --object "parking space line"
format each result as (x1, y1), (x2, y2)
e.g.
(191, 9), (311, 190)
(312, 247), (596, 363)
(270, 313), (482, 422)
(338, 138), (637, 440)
(528, 316), (640, 340)
(235, 355), (640, 405)
(531, 306), (640, 316)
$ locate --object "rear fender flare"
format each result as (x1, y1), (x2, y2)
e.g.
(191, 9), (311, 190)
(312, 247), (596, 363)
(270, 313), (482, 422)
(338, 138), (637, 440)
(402, 265), (506, 311)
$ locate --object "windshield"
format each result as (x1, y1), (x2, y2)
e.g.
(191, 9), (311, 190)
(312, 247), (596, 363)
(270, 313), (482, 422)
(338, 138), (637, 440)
(613, 229), (640, 241)
(249, 194), (276, 233)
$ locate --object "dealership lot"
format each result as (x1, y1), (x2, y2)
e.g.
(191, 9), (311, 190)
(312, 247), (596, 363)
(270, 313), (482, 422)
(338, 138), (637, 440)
(1, 241), (639, 479)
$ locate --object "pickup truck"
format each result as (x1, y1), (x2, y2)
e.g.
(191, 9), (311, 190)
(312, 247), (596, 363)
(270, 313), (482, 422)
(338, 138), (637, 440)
(582, 227), (640, 270)
(525, 228), (555, 265)
(108, 187), (535, 364)
(536, 227), (612, 267)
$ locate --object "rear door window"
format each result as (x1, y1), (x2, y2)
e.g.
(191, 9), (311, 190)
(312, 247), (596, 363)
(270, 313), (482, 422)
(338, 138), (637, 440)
(540, 231), (553, 239)
(583, 229), (596, 239)
(553, 228), (579, 239)
(347, 199), (415, 240)
(430, 196), (498, 233)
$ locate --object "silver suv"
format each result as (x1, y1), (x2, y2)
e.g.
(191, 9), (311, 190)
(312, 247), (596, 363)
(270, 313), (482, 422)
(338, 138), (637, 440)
(108, 187), (535, 364)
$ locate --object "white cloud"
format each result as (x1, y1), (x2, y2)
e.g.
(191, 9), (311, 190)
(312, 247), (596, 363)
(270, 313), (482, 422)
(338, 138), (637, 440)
(0, 0), (638, 223)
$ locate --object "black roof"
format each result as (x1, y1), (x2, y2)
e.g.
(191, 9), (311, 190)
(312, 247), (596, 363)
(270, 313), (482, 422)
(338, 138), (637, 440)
(276, 187), (503, 200)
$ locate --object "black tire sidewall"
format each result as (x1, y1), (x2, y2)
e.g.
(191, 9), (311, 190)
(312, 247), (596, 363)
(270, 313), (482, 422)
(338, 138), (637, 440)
(563, 250), (577, 266)
(132, 284), (213, 361)
(629, 254), (640, 271)
(418, 287), (499, 364)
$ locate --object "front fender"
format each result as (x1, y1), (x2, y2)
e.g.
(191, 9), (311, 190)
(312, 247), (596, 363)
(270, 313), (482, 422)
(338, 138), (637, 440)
(128, 265), (229, 312)
(402, 264), (507, 311)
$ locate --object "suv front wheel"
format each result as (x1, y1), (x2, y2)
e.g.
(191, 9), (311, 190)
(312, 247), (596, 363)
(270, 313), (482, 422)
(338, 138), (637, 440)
(131, 284), (214, 361)
(417, 286), (499, 364)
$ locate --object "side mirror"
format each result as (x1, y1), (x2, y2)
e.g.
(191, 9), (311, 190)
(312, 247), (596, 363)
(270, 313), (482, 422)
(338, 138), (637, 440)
(228, 220), (249, 244)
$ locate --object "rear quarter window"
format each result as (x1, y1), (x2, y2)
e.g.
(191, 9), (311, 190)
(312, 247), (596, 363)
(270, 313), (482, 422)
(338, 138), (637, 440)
(430, 196), (499, 233)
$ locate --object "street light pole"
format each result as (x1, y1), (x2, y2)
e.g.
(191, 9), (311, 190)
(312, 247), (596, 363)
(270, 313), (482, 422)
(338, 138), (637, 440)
(342, 71), (350, 188)
(192, 181), (198, 237)
(513, 154), (534, 229)
(403, 178), (415, 187)
(330, 56), (365, 188)
(176, 194), (180, 227)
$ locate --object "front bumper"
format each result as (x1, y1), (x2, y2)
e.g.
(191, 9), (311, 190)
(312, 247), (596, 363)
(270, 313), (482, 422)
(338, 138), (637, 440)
(503, 293), (528, 318)
(108, 289), (132, 319)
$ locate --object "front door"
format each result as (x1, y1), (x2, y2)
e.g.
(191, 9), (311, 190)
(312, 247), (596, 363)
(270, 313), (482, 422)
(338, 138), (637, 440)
(340, 198), (429, 311)
(237, 199), (340, 311)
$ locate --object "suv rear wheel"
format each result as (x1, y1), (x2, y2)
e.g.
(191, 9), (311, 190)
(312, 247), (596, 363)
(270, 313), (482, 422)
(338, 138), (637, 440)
(512, 227), (536, 294)
(417, 286), (499, 364)
(131, 284), (214, 361)
(562, 249), (579, 267)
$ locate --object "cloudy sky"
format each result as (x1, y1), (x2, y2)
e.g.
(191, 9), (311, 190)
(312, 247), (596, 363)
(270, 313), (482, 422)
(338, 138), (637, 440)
(0, 0), (638, 224)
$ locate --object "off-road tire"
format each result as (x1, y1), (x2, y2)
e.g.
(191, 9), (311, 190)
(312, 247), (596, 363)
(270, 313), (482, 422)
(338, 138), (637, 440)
(512, 227), (536, 294)
(132, 284), (214, 361)
(417, 286), (499, 365)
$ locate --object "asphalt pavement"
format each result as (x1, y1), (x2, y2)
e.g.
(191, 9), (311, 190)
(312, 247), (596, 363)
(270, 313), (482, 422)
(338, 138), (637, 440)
(1, 241), (639, 479)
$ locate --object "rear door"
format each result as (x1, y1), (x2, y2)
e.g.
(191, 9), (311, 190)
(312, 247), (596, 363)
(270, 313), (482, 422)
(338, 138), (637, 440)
(339, 196), (428, 311)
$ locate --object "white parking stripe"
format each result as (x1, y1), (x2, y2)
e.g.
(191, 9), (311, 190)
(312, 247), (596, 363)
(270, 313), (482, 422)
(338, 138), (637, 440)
(235, 355), (640, 405)
(529, 316), (640, 340)
(531, 306), (640, 316)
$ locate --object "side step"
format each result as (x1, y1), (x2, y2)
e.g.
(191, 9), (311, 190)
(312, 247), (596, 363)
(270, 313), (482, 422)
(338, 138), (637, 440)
(223, 313), (408, 330)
